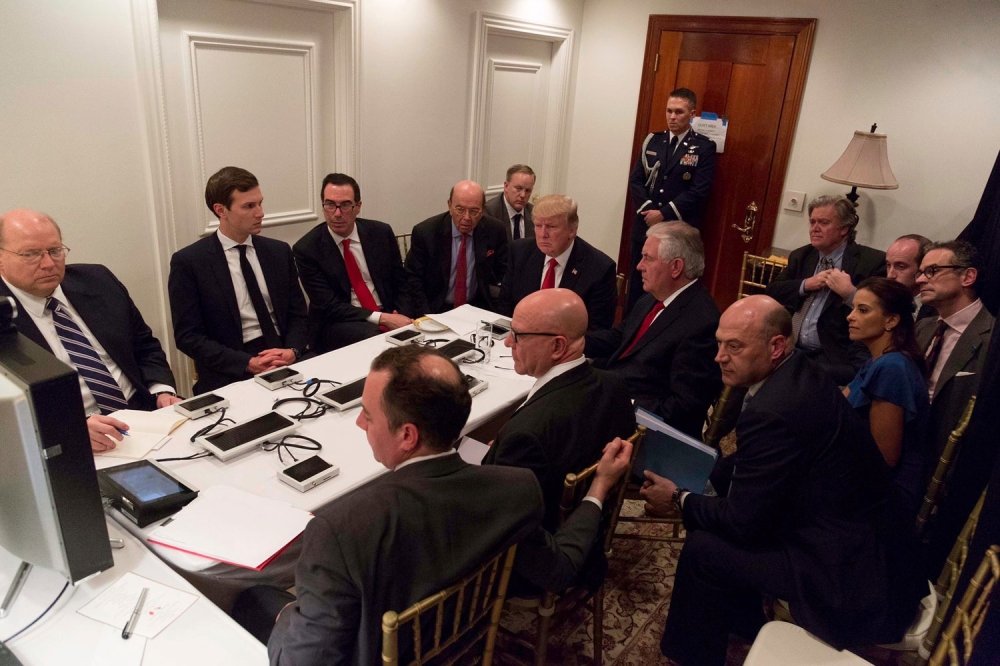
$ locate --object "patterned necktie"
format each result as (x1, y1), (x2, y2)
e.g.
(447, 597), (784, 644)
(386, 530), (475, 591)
(541, 258), (558, 289)
(46, 297), (129, 415)
(237, 245), (280, 347)
(341, 239), (379, 311)
(924, 319), (949, 374)
(512, 213), (523, 240)
(621, 301), (666, 357)
(790, 256), (834, 345)
(453, 234), (469, 306)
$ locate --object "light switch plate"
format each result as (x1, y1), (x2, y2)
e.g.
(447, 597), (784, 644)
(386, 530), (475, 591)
(783, 190), (806, 212)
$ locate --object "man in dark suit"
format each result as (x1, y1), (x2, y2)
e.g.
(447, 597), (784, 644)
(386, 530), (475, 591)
(915, 240), (994, 576)
(767, 194), (886, 385)
(498, 194), (616, 330)
(169, 167), (308, 394)
(0, 208), (181, 452)
(484, 288), (634, 530)
(627, 87), (717, 311)
(258, 345), (634, 664)
(484, 163), (535, 241)
(587, 221), (720, 439)
(886, 234), (936, 320)
(403, 180), (507, 315)
(293, 173), (412, 352)
(643, 295), (914, 666)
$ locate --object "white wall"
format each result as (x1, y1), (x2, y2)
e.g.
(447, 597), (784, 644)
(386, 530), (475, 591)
(567, 0), (1000, 260)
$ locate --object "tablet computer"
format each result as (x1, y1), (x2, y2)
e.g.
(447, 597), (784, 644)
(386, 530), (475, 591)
(254, 366), (303, 390)
(98, 460), (198, 527)
(317, 377), (366, 411)
(436, 338), (480, 363)
(195, 411), (300, 461)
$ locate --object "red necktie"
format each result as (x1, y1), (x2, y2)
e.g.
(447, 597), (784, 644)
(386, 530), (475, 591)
(342, 239), (379, 312)
(621, 300), (665, 357)
(454, 234), (469, 306)
(541, 258), (558, 289)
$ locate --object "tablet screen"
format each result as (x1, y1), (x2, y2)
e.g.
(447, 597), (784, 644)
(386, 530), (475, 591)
(205, 412), (295, 452)
(321, 378), (365, 406)
(105, 463), (191, 503)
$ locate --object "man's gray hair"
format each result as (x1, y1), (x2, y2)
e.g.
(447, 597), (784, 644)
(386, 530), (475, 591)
(646, 221), (705, 279)
(808, 194), (859, 243)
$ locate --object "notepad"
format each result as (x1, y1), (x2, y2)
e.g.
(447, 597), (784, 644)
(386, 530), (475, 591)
(148, 485), (312, 570)
(96, 409), (189, 459)
(634, 407), (718, 493)
(77, 571), (197, 639)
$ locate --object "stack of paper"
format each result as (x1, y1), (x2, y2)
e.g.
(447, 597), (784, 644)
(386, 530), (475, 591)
(148, 485), (312, 570)
(634, 407), (718, 493)
(97, 409), (188, 459)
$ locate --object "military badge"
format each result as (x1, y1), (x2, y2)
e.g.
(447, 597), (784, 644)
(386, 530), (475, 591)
(680, 153), (699, 167)
(683, 172), (692, 181)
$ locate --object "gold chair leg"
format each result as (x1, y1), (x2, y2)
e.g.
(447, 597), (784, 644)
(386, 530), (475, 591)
(534, 593), (555, 666)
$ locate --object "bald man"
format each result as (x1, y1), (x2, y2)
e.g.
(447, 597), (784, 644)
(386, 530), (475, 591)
(643, 295), (914, 665)
(402, 179), (508, 315)
(483, 288), (634, 530)
(0, 208), (181, 452)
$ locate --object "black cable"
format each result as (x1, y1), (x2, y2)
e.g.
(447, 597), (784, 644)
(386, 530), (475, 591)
(155, 451), (213, 462)
(187, 408), (234, 443)
(298, 378), (340, 399)
(1, 580), (70, 643)
(261, 434), (322, 465)
(271, 396), (328, 420)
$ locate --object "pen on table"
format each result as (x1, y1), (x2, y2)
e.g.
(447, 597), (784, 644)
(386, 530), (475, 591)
(117, 428), (130, 437)
(122, 587), (149, 639)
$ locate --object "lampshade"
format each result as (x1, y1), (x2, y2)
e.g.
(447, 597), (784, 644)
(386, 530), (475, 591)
(821, 130), (898, 190)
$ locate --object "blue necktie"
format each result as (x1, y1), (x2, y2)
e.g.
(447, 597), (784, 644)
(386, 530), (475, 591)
(46, 297), (128, 414)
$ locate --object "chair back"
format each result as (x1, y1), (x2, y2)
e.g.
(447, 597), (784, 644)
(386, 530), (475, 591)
(703, 385), (743, 452)
(927, 544), (1000, 666)
(396, 233), (412, 260)
(381, 543), (518, 666)
(558, 426), (646, 555)
(738, 252), (788, 299)
(916, 396), (977, 540)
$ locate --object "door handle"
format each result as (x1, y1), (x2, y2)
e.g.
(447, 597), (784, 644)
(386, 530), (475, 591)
(732, 201), (758, 243)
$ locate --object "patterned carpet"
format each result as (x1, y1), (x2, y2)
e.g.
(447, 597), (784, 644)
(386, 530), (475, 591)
(493, 500), (752, 665)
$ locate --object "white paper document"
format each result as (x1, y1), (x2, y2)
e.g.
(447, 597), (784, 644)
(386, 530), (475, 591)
(457, 436), (490, 465)
(77, 572), (197, 639)
(96, 409), (188, 459)
(148, 485), (312, 570)
(423, 304), (500, 338)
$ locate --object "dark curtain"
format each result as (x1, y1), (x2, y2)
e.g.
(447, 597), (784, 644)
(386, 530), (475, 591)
(958, 149), (1000, 314)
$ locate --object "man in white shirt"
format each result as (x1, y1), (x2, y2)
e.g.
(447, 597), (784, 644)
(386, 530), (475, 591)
(0, 208), (181, 451)
(484, 163), (536, 241)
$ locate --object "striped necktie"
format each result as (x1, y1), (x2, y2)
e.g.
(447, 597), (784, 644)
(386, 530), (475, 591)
(46, 297), (128, 414)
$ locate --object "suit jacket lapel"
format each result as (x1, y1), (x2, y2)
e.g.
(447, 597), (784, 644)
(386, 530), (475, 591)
(514, 363), (589, 415)
(436, 215), (453, 287)
(935, 308), (993, 396)
(209, 235), (243, 332)
(322, 226), (350, 293)
(558, 242), (583, 290)
(354, 221), (387, 301)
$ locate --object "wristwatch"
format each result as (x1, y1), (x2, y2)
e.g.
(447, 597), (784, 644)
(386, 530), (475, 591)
(672, 486), (689, 511)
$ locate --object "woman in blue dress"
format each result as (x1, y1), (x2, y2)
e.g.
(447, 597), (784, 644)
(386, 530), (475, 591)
(844, 277), (929, 518)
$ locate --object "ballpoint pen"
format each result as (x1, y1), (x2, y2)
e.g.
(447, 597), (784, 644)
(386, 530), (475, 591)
(121, 587), (149, 639)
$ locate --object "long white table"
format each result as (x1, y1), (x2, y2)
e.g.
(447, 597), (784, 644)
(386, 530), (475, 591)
(93, 306), (532, 603)
(0, 518), (266, 665)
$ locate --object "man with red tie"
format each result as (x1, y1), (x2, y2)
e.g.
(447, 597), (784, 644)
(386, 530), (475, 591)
(402, 180), (508, 315)
(586, 221), (720, 438)
(293, 173), (412, 352)
(498, 194), (617, 331)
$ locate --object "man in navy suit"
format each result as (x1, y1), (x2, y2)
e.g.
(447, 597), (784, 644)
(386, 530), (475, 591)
(587, 221), (720, 438)
(293, 173), (412, 352)
(766, 195), (886, 385)
(627, 87), (717, 312)
(403, 180), (507, 315)
(498, 194), (617, 331)
(0, 208), (181, 452)
(169, 167), (308, 394)
(484, 164), (536, 241)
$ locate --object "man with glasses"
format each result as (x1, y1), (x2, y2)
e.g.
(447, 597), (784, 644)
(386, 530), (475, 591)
(402, 180), (507, 315)
(293, 173), (412, 352)
(0, 208), (181, 452)
(767, 194), (885, 385)
(586, 221), (720, 439)
(483, 288), (634, 531)
(169, 166), (308, 394)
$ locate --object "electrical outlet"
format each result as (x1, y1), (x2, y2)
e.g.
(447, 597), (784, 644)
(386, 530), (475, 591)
(783, 190), (806, 212)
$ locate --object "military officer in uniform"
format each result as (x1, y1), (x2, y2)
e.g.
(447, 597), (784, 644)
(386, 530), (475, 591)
(626, 87), (717, 312)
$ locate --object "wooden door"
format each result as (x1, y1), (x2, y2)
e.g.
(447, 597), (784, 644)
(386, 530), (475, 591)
(619, 16), (816, 308)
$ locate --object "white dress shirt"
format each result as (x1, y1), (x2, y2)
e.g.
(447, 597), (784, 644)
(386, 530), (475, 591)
(328, 225), (382, 325)
(217, 230), (281, 343)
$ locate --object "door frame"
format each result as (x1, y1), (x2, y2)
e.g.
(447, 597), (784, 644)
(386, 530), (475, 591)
(618, 15), (816, 286)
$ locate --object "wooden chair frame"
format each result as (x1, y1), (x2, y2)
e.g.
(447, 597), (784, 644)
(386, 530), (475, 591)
(395, 233), (412, 260)
(738, 251), (788, 299)
(381, 543), (518, 666)
(510, 426), (646, 666)
(915, 396), (977, 540)
(928, 543), (999, 666)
